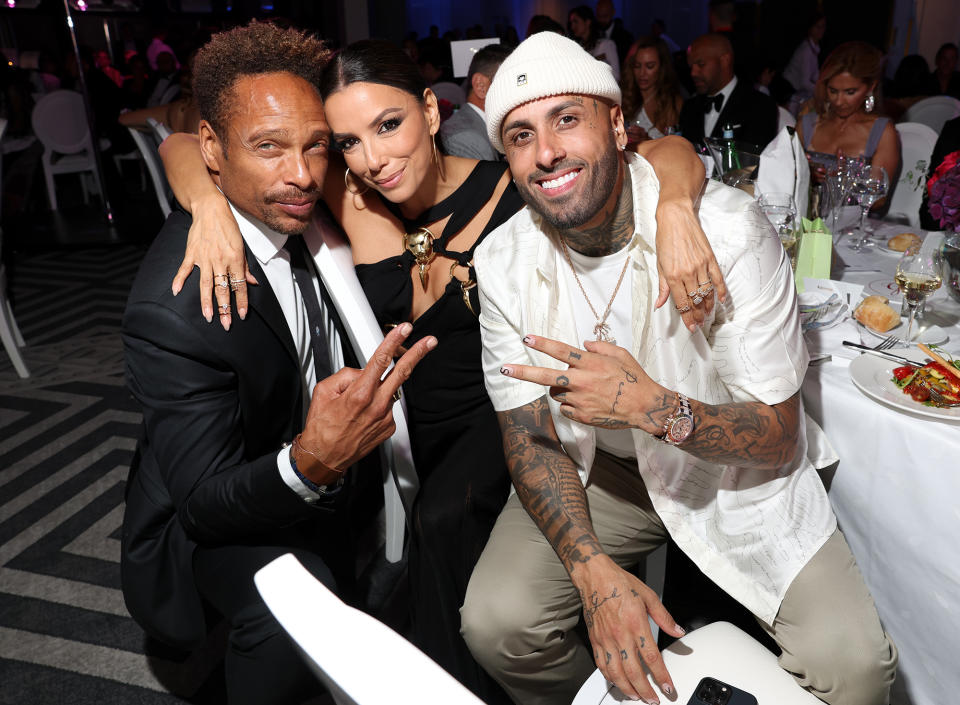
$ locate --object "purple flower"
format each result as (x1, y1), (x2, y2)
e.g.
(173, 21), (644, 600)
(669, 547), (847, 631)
(929, 164), (960, 230)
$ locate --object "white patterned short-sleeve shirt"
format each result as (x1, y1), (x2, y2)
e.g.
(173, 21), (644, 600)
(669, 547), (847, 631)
(474, 153), (837, 624)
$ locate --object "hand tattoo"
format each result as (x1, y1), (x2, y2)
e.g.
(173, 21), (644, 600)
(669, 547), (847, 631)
(620, 649), (628, 661)
(569, 351), (582, 360)
(611, 381), (625, 413)
(556, 375), (570, 386)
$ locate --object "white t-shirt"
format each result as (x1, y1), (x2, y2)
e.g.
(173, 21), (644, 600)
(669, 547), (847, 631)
(560, 244), (636, 458)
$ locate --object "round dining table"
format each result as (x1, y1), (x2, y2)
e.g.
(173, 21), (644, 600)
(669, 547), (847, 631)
(799, 220), (959, 705)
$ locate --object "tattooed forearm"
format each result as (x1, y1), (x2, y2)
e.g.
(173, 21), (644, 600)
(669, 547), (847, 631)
(498, 398), (603, 573)
(682, 392), (801, 469)
(562, 168), (634, 256)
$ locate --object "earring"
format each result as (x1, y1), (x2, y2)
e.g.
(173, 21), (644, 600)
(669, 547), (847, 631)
(864, 94), (875, 113)
(344, 167), (369, 195)
(432, 134), (445, 181)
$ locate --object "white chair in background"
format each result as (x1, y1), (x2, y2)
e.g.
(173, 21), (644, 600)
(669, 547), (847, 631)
(31, 90), (107, 210)
(254, 554), (485, 705)
(572, 621), (822, 705)
(0, 226), (29, 379)
(777, 105), (797, 132)
(902, 95), (960, 134)
(126, 126), (172, 218)
(888, 122), (938, 227)
(146, 117), (173, 144)
(430, 81), (467, 106)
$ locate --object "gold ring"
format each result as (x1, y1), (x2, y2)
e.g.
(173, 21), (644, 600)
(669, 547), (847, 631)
(218, 303), (230, 314)
(675, 303), (691, 313)
(392, 389), (401, 403)
(698, 278), (712, 286)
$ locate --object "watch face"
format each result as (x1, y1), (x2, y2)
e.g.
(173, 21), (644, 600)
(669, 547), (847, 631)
(669, 416), (694, 442)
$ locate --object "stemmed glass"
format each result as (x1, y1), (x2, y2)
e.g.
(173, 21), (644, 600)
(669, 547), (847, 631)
(823, 152), (858, 234)
(758, 192), (799, 269)
(848, 164), (888, 251)
(895, 247), (943, 343)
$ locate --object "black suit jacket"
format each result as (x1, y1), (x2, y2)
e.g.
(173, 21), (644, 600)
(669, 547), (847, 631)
(679, 81), (779, 152)
(121, 209), (341, 648)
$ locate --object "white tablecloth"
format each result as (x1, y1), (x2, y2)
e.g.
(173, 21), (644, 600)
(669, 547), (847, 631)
(800, 221), (960, 705)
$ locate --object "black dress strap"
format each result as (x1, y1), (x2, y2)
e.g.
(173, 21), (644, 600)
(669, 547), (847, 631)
(379, 162), (510, 266)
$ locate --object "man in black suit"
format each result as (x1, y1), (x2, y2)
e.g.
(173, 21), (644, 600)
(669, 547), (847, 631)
(678, 33), (778, 151)
(121, 23), (434, 705)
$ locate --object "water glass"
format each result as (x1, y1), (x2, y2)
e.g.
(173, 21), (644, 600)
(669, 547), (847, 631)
(848, 164), (888, 251)
(758, 192), (799, 269)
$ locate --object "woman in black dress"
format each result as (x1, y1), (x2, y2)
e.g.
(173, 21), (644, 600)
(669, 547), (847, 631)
(160, 39), (720, 703)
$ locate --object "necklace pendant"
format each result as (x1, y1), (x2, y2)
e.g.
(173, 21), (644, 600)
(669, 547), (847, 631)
(418, 262), (429, 289)
(403, 226), (436, 290)
(594, 322), (615, 344)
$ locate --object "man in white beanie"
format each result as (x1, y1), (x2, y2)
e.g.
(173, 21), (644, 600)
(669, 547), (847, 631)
(460, 32), (896, 705)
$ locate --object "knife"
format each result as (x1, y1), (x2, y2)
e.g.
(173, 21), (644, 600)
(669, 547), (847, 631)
(841, 341), (924, 367)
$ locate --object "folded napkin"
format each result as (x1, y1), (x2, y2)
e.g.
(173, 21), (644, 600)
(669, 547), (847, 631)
(757, 126), (811, 219)
(801, 278), (864, 359)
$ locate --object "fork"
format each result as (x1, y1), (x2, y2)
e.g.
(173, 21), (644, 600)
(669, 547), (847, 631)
(873, 335), (899, 351)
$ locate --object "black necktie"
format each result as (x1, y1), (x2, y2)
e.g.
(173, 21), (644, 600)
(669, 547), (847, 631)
(283, 237), (332, 382)
(704, 94), (724, 113)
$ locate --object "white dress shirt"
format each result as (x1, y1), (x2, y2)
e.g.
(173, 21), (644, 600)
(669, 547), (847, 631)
(228, 204), (344, 502)
(704, 76), (738, 139)
(474, 153), (838, 624)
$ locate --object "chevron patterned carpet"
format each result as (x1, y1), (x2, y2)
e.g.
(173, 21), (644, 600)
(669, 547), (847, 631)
(0, 245), (229, 704)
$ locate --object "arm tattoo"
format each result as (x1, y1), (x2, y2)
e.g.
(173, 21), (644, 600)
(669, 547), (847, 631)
(681, 392), (802, 470)
(499, 398), (603, 573)
(561, 168), (635, 256)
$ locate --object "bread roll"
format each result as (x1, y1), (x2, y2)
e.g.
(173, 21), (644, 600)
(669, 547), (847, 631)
(854, 295), (900, 333)
(887, 233), (921, 252)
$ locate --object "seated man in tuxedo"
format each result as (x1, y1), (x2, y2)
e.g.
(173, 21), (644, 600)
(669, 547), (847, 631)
(121, 22), (434, 705)
(440, 43), (512, 161)
(678, 33), (778, 150)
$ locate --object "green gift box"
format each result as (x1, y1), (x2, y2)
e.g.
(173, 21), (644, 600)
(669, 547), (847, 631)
(794, 218), (832, 294)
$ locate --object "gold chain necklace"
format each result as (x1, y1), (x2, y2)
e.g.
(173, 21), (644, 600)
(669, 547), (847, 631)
(558, 237), (630, 344)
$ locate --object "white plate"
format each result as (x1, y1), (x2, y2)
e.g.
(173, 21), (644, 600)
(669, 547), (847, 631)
(856, 318), (948, 346)
(849, 354), (960, 420)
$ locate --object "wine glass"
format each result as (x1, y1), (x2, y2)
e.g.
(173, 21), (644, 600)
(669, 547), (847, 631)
(848, 164), (888, 250)
(758, 192), (799, 269)
(823, 152), (855, 233)
(895, 247), (943, 343)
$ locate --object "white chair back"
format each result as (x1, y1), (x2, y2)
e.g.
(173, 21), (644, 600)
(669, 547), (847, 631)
(254, 554), (486, 705)
(777, 105), (797, 132)
(572, 621), (822, 705)
(902, 95), (960, 134)
(31, 90), (93, 155)
(888, 122), (938, 227)
(430, 81), (467, 106)
(146, 117), (173, 144)
(127, 127), (172, 218)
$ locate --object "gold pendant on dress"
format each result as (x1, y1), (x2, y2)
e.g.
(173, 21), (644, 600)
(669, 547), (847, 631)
(402, 227), (435, 288)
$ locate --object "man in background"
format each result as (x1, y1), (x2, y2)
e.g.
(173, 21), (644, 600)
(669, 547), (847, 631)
(440, 44), (512, 161)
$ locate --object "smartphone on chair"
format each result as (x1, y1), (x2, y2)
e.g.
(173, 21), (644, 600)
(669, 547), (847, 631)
(686, 677), (758, 705)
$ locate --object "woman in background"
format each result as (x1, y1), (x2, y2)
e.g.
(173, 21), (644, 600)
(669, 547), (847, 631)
(621, 36), (683, 145)
(797, 41), (899, 194)
(568, 5), (620, 80)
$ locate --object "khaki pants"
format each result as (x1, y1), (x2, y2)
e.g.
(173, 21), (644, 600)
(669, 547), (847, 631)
(461, 452), (897, 705)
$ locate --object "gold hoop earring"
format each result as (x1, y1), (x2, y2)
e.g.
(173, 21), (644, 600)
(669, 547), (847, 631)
(344, 167), (369, 195)
(432, 134), (445, 181)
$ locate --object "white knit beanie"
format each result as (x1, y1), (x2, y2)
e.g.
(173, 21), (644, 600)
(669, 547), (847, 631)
(485, 32), (622, 153)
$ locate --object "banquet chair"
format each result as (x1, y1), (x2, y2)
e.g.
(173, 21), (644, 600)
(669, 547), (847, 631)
(431, 81), (467, 107)
(902, 95), (960, 135)
(254, 554), (485, 705)
(146, 117), (173, 144)
(888, 122), (938, 227)
(126, 126), (172, 218)
(0, 228), (29, 379)
(31, 90), (108, 210)
(571, 621), (822, 705)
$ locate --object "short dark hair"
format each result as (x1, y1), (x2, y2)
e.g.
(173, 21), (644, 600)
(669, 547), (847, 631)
(936, 43), (959, 62)
(320, 39), (427, 104)
(192, 21), (329, 140)
(467, 44), (511, 84)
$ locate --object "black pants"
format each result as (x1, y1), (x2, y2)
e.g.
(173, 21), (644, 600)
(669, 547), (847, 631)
(192, 535), (335, 705)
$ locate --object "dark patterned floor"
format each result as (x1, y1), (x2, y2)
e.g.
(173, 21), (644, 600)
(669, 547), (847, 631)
(0, 245), (229, 704)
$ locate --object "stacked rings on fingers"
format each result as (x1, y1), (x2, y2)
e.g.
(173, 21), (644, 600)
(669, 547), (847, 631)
(697, 283), (715, 298)
(229, 277), (245, 292)
(392, 389), (402, 403)
(214, 273), (229, 289)
(218, 303), (230, 315)
(675, 303), (692, 313)
(689, 289), (705, 306)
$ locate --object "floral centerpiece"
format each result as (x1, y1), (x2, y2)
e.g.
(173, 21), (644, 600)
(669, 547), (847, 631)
(927, 150), (960, 230)
(928, 149), (960, 302)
